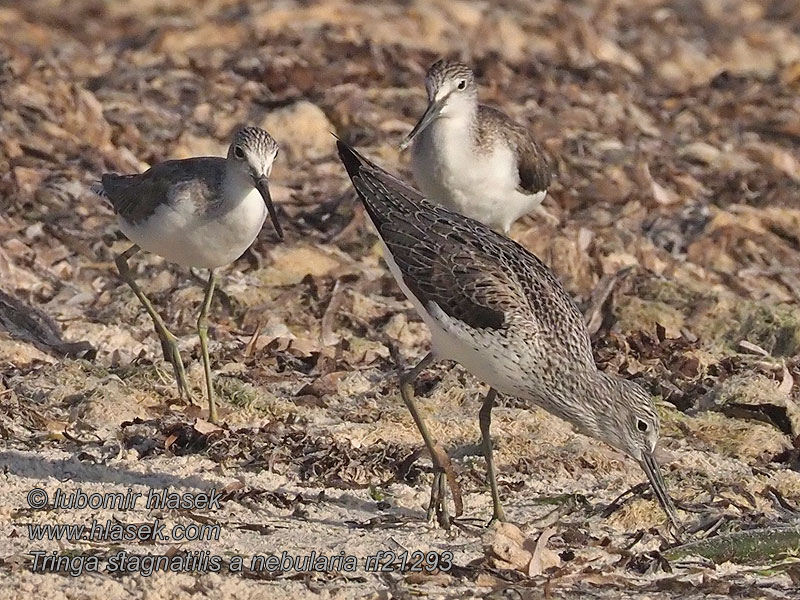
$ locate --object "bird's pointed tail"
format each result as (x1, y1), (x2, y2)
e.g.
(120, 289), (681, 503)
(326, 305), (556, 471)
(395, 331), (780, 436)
(336, 140), (377, 180)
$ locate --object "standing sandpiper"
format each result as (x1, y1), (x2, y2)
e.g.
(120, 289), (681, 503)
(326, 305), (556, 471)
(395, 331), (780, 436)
(337, 141), (679, 531)
(401, 59), (552, 234)
(93, 127), (283, 423)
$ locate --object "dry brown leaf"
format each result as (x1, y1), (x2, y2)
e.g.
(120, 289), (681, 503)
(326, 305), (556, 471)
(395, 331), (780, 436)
(738, 340), (769, 356)
(193, 418), (223, 436)
(779, 366), (794, 396)
(164, 433), (178, 451)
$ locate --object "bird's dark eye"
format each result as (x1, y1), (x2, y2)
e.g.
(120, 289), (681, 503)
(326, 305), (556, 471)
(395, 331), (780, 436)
(234, 146), (245, 159)
(457, 80), (466, 90)
(637, 419), (649, 432)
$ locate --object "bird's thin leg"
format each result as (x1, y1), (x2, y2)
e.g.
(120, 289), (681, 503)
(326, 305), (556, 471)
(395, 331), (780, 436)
(115, 245), (192, 402)
(428, 471), (451, 525)
(399, 352), (463, 527)
(197, 269), (217, 424)
(479, 388), (505, 524)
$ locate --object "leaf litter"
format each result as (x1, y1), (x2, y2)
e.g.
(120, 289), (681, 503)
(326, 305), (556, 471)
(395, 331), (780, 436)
(2, 0), (800, 598)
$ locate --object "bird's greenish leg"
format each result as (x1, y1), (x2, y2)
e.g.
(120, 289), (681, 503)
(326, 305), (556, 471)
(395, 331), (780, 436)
(399, 352), (463, 528)
(427, 471), (451, 526)
(115, 244), (192, 402)
(479, 388), (505, 524)
(197, 269), (217, 424)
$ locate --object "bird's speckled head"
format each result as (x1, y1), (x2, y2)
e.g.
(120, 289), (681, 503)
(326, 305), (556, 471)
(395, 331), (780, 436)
(226, 126), (283, 240)
(582, 373), (678, 528)
(424, 59), (477, 103)
(400, 60), (478, 149)
(594, 377), (660, 460)
(227, 127), (279, 180)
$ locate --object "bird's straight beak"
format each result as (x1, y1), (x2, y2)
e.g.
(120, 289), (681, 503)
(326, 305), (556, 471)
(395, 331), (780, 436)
(640, 451), (681, 533)
(255, 176), (283, 240)
(400, 97), (445, 150)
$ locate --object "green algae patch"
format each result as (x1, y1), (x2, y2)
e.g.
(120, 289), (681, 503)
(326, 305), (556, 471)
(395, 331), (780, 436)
(665, 526), (800, 564)
(695, 298), (800, 357)
(616, 274), (800, 357)
(615, 296), (686, 338)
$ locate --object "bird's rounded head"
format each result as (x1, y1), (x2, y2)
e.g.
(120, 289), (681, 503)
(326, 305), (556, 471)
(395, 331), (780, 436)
(228, 126), (283, 239)
(228, 126), (279, 180)
(598, 377), (660, 461)
(589, 375), (679, 528)
(424, 59), (478, 111)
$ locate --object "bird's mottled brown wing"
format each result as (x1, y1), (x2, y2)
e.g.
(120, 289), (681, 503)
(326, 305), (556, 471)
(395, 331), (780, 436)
(383, 218), (530, 331)
(477, 105), (550, 196)
(99, 157), (226, 225)
(337, 141), (536, 333)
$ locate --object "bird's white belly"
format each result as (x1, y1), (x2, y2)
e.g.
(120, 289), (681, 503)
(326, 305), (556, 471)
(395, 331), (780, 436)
(120, 189), (267, 269)
(411, 127), (545, 232)
(380, 240), (528, 396)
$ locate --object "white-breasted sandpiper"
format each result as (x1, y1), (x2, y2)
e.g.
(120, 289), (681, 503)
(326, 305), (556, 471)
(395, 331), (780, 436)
(401, 59), (553, 234)
(92, 126), (283, 424)
(337, 141), (679, 531)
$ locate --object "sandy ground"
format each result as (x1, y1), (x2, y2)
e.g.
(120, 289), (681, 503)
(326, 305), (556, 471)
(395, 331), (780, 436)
(3, 0), (800, 598)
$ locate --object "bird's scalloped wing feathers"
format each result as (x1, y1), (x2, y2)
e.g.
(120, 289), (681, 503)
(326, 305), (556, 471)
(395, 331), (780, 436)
(337, 141), (429, 229)
(412, 240), (532, 332)
(338, 140), (535, 332)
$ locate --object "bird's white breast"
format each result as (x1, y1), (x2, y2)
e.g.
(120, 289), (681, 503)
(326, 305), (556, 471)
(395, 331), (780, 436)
(411, 117), (546, 233)
(120, 184), (266, 269)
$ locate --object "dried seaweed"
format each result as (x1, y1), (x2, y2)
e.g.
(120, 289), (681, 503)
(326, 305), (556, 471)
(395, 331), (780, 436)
(3, 0), (800, 597)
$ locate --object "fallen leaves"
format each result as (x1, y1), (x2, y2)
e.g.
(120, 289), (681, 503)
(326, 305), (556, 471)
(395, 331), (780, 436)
(483, 522), (561, 577)
(2, 1), (800, 598)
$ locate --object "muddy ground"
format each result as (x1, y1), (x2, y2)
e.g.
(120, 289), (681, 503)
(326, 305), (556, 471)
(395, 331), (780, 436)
(2, 0), (800, 598)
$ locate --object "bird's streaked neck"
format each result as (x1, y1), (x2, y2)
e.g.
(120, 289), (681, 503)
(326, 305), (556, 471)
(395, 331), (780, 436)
(419, 97), (480, 158)
(521, 362), (616, 439)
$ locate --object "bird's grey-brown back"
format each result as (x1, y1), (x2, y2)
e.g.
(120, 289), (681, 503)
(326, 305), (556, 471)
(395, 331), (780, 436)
(97, 158), (228, 225)
(92, 126), (282, 269)
(95, 126), (279, 226)
(338, 141), (679, 528)
(403, 59), (552, 233)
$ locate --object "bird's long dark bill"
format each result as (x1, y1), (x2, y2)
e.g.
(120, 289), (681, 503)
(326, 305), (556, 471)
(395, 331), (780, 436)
(400, 98), (444, 150)
(641, 452), (680, 528)
(256, 177), (283, 240)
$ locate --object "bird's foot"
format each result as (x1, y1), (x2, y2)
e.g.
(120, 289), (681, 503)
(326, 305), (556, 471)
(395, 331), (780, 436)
(426, 471), (452, 529)
(485, 508), (506, 528)
(423, 444), (463, 528)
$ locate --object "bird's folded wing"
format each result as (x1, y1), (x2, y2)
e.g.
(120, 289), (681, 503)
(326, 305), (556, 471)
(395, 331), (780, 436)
(514, 134), (551, 196)
(337, 140), (537, 332)
(477, 106), (550, 196)
(100, 158), (222, 224)
(101, 172), (171, 224)
(382, 217), (535, 333)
